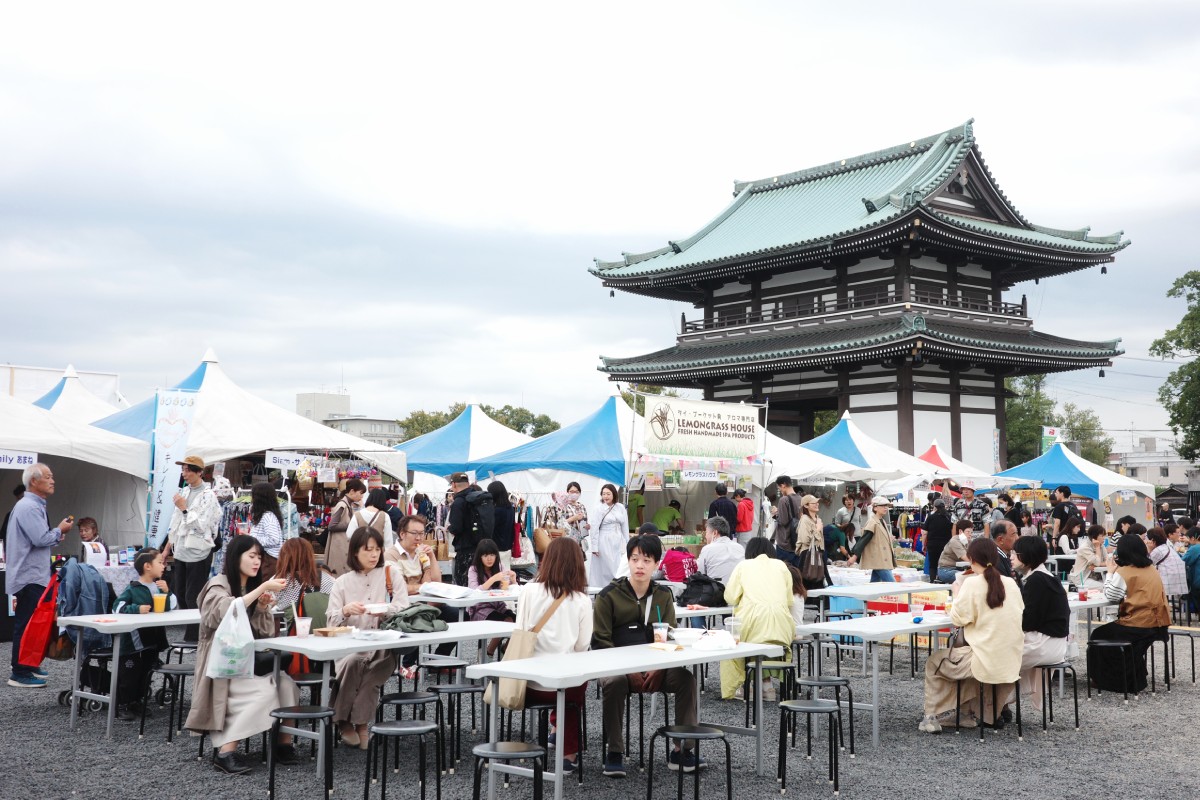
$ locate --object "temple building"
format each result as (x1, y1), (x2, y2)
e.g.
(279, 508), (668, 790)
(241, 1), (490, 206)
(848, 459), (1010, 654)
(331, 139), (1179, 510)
(593, 121), (1128, 469)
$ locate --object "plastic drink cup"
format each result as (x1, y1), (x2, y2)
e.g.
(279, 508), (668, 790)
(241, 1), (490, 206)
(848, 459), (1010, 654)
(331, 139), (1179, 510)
(295, 617), (312, 638)
(151, 594), (167, 613)
(724, 617), (743, 644)
(911, 603), (926, 622)
(1078, 588), (1088, 601)
(652, 622), (669, 643)
(500, 577), (510, 591)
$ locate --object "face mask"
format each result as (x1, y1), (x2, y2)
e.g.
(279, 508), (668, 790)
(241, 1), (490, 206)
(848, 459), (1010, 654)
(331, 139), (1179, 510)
(567, 492), (580, 502)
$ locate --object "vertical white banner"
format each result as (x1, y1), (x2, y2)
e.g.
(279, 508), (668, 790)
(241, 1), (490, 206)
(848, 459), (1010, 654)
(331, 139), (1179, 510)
(147, 389), (198, 547)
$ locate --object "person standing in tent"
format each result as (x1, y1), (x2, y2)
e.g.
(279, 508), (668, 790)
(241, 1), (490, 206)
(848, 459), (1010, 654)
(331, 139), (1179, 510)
(708, 482), (738, 534)
(6, 464), (71, 688)
(734, 489), (755, 544)
(164, 455), (221, 643)
(589, 483), (627, 588)
(324, 479), (366, 576)
(626, 484), (646, 533)
(952, 486), (990, 540)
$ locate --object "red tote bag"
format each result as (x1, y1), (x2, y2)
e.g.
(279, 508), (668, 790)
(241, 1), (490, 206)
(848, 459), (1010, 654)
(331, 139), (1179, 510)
(18, 573), (60, 668)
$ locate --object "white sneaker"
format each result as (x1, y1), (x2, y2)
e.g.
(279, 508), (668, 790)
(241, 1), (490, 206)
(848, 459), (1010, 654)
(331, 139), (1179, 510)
(918, 715), (942, 734)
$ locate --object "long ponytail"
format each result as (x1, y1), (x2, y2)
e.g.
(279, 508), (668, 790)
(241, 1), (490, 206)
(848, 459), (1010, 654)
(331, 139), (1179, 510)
(965, 538), (1006, 609)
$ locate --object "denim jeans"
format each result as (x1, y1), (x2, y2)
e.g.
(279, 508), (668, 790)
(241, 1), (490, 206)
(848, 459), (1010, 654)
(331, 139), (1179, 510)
(869, 569), (894, 583)
(936, 567), (960, 583)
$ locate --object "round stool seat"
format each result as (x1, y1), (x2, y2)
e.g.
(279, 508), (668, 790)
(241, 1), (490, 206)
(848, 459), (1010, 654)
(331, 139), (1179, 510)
(271, 705), (334, 720)
(1038, 660), (1073, 670)
(472, 740), (545, 760)
(761, 660), (796, 670)
(156, 663), (194, 676)
(795, 675), (849, 687)
(167, 640), (196, 650)
(420, 655), (468, 668)
(1091, 640), (1133, 648)
(381, 690), (438, 706)
(89, 648), (114, 660)
(370, 719), (437, 737)
(431, 683), (483, 695)
(780, 698), (840, 715)
(291, 672), (324, 686)
(657, 723), (725, 741)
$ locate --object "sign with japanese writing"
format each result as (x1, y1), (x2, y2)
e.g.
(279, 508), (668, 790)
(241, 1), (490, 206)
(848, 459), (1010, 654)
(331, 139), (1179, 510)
(681, 469), (719, 482)
(147, 389), (198, 547)
(1040, 426), (1061, 456)
(643, 397), (764, 458)
(265, 450), (309, 470)
(0, 449), (37, 470)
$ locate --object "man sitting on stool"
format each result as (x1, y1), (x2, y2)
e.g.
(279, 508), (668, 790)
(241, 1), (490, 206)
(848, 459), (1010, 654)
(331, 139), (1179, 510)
(593, 534), (701, 778)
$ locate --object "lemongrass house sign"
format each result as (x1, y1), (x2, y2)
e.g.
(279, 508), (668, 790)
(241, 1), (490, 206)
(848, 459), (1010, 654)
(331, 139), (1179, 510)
(644, 397), (765, 459)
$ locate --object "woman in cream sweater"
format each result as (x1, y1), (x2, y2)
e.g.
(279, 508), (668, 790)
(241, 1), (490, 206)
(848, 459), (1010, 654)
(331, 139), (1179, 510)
(850, 496), (897, 582)
(919, 537), (1024, 733)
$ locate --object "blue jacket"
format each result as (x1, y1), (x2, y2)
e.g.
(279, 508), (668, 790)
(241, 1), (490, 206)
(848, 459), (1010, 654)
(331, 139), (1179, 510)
(57, 558), (112, 655)
(1183, 544), (1200, 592)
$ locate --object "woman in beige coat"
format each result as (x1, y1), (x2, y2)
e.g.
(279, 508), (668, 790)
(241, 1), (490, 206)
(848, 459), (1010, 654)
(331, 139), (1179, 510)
(326, 527), (410, 747)
(186, 535), (299, 775)
(849, 496), (897, 582)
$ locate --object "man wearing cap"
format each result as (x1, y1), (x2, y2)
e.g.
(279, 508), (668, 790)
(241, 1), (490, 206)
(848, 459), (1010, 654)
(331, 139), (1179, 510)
(733, 488), (755, 545)
(651, 499), (684, 535)
(851, 496), (897, 582)
(164, 455), (220, 642)
(951, 486), (991, 540)
(446, 472), (480, 586)
(922, 498), (953, 581)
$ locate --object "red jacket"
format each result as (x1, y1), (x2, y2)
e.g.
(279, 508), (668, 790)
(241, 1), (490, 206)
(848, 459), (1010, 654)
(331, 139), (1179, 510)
(736, 497), (754, 533)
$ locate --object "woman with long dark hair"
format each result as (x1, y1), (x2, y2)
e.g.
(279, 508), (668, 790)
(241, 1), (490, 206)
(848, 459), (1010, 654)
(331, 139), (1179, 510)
(721, 537), (794, 700)
(1087, 534), (1170, 693)
(488, 480), (517, 564)
(1012, 536), (1069, 710)
(186, 535), (297, 774)
(467, 538), (517, 655)
(1056, 515), (1083, 556)
(919, 537), (1024, 733)
(588, 483), (626, 588)
(273, 537), (335, 612)
(346, 487), (394, 552)
(516, 538), (592, 771)
(249, 482), (285, 579)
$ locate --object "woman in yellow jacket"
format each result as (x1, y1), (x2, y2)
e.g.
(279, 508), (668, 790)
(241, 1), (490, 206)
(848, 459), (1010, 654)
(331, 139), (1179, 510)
(849, 496), (897, 582)
(720, 538), (796, 700)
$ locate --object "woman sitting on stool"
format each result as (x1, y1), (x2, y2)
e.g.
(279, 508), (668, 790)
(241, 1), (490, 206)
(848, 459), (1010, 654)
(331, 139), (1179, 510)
(1087, 534), (1170, 693)
(1012, 536), (1070, 710)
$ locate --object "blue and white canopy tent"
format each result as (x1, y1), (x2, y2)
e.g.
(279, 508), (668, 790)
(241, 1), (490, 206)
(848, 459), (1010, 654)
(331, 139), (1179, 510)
(32, 364), (127, 424)
(797, 412), (933, 482)
(392, 404), (532, 496)
(993, 442), (1154, 500)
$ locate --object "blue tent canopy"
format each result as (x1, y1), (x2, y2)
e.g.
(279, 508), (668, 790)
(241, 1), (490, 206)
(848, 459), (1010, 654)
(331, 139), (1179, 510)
(472, 396), (627, 485)
(993, 442), (1153, 500)
(394, 404), (531, 476)
(801, 418), (868, 467)
(92, 361), (209, 441)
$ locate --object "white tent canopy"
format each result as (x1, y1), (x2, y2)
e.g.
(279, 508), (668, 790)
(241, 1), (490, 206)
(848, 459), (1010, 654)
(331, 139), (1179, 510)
(93, 349), (407, 477)
(394, 404), (533, 496)
(0, 392), (150, 548)
(32, 364), (122, 424)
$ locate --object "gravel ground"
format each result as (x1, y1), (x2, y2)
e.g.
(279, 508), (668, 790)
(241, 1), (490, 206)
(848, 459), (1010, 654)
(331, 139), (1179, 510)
(3, 627), (1197, 800)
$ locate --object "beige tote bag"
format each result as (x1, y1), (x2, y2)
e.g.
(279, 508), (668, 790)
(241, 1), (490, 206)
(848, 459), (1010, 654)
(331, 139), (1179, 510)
(485, 593), (567, 710)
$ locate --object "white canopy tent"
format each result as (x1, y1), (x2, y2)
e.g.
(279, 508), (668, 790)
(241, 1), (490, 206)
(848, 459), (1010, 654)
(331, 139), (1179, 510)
(32, 364), (123, 424)
(93, 349), (408, 478)
(393, 404), (533, 497)
(0, 392), (150, 549)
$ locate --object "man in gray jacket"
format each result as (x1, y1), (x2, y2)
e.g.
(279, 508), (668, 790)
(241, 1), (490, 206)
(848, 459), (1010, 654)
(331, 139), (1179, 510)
(163, 455), (220, 642)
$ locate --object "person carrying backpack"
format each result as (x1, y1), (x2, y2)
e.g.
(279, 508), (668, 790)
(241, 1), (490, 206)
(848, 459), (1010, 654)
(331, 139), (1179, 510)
(447, 473), (495, 585)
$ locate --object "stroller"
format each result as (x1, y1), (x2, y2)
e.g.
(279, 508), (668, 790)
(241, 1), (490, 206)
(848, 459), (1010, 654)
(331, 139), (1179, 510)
(54, 558), (114, 710)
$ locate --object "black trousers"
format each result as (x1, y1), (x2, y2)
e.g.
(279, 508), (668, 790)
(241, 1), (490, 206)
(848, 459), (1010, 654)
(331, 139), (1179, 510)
(174, 553), (213, 642)
(10, 584), (43, 677)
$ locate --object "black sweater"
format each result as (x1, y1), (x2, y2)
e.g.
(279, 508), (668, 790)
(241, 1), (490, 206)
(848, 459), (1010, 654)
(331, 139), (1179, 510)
(1020, 570), (1070, 638)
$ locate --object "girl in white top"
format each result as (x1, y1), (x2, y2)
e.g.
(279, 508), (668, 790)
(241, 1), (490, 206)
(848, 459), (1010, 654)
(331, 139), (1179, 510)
(514, 538), (593, 769)
(345, 487), (395, 552)
(588, 483), (627, 589)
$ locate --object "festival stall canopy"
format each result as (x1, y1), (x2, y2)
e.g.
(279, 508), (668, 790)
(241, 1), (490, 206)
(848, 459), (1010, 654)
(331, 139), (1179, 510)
(2, 392), (148, 478)
(394, 404), (532, 477)
(797, 412), (935, 481)
(762, 430), (866, 484)
(32, 364), (124, 424)
(92, 350), (407, 476)
(992, 442), (1154, 500)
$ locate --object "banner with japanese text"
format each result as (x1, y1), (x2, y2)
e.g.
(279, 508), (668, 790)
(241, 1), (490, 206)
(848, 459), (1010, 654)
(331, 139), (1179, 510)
(643, 396), (764, 458)
(147, 389), (198, 547)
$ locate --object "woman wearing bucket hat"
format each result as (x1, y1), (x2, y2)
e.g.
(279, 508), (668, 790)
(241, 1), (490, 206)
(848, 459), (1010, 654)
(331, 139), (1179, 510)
(850, 496), (897, 582)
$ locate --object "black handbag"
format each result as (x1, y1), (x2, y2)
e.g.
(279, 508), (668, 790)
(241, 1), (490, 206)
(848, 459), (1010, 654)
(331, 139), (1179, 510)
(678, 573), (726, 607)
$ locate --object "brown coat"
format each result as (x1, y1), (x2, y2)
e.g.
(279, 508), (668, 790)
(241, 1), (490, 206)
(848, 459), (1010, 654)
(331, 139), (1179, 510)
(857, 514), (896, 571)
(184, 575), (277, 735)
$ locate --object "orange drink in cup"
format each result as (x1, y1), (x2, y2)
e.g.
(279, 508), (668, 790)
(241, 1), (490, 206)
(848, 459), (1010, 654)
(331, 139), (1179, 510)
(151, 594), (167, 613)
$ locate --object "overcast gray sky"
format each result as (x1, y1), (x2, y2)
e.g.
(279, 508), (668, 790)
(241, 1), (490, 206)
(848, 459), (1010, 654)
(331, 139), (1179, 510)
(2, 1), (1197, 452)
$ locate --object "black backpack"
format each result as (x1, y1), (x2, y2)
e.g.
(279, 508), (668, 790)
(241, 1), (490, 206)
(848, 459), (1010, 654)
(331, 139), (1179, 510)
(678, 573), (726, 608)
(461, 488), (495, 549)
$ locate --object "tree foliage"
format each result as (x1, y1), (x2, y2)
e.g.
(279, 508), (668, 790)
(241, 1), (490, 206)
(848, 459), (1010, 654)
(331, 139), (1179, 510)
(1004, 375), (1114, 467)
(1150, 270), (1200, 461)
(397, 403), (560, 441)
(621, 384), (680, 415)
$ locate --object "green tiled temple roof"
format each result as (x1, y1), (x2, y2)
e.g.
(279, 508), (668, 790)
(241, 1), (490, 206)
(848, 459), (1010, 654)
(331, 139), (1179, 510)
(592, 121), (1128, 283)
(600, 314), (1121, 379)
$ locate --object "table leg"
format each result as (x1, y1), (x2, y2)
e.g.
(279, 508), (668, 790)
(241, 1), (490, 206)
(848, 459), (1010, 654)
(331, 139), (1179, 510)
(870, 642), (880, 747)
(754, 655), (764, 777)
(315, 660), (332, 777)
(68, 625), (83, 730)
(553, 688), (566, 800)
(486, 680), (500, 800)
(105, 635), (123, 738)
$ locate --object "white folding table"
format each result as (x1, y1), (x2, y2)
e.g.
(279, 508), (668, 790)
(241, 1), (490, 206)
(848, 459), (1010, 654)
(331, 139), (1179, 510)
(58, 609), (201, 738)
(466, 641), (784, 800)
(412, 589), (520, 621)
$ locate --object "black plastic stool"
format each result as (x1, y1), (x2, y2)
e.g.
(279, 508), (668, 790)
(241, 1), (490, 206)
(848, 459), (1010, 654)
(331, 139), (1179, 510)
(378, 692), (443, 773)
(743, 660), (797, 726)
(432, 683), (484, 771)
(521, 700), (584, 784)
(646, 725), (730, 800)
(777, 699), (840, 795)
(1087, 640), (1134, 703)
(141, 662), (192, 742)
(976, 680), (1022, 741)
(600, 690), (670, 772)
(472, 741), (544, 800)
(795, 676), (854, 756)
(366, 719), (440, 800)
(1037, 661), (1080, 731)
(268, 705), (334, 800)
(1169, 628), (1198, 683)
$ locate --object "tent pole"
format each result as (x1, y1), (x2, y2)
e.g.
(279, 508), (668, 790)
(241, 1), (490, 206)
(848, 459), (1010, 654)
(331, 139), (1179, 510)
(760, 398), (771, 537)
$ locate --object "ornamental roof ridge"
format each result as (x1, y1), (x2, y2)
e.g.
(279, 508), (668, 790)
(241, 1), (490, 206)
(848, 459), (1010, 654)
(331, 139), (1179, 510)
(732, 119), (973, 197)
(862, 125), (973, 213)
(929, 211), (1131, 253)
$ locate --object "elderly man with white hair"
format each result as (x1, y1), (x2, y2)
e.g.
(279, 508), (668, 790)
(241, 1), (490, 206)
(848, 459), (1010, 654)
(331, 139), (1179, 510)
(6, 463), (72, 688)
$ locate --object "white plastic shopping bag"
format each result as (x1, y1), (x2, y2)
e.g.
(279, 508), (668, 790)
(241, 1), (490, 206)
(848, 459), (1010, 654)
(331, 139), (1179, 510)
(205, 600), (255, 680)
